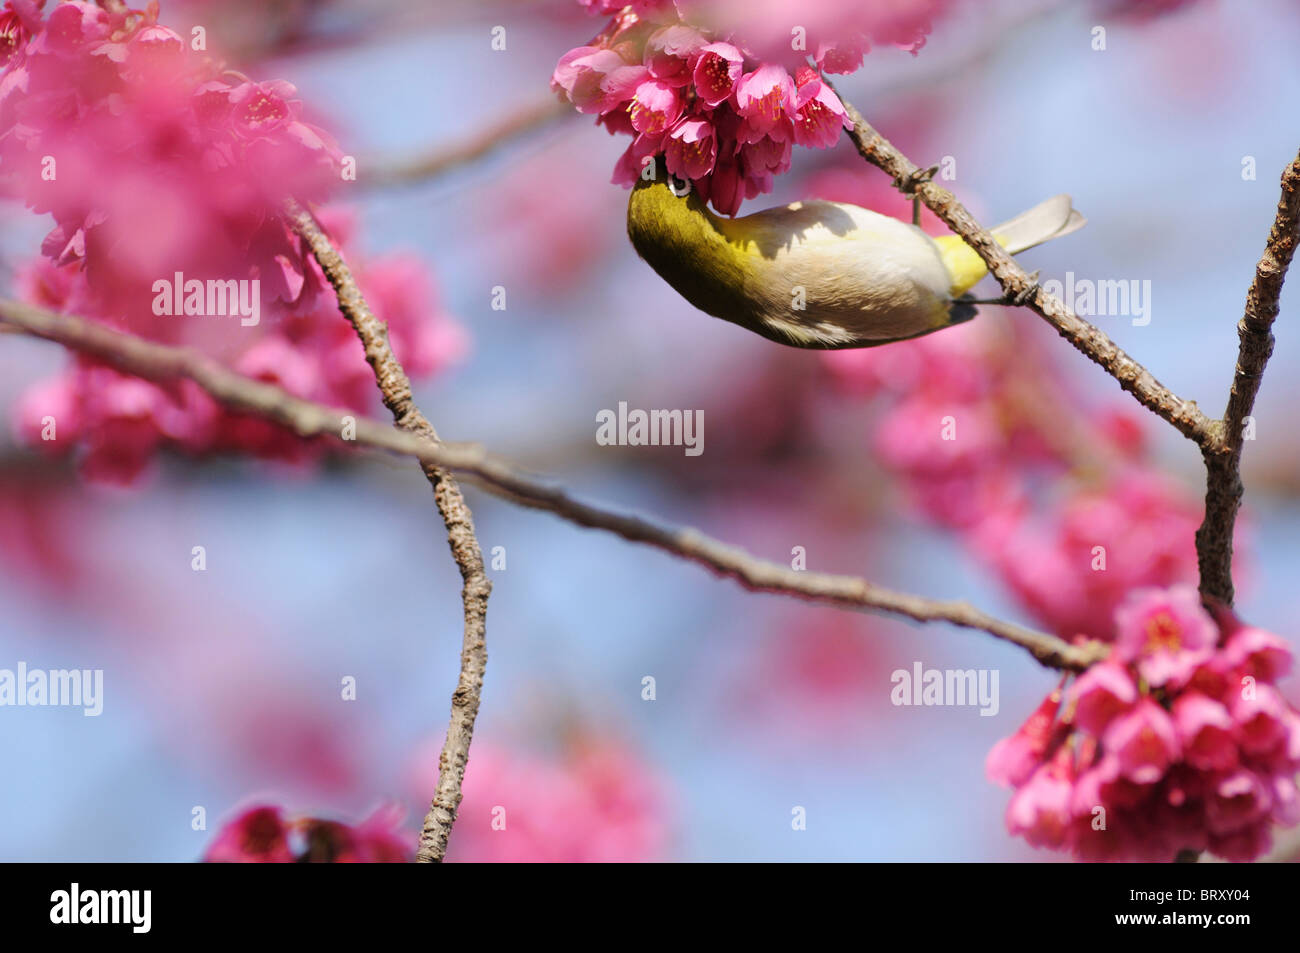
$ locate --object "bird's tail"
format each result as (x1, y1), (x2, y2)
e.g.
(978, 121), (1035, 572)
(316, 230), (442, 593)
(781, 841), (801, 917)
(991, 194), (1086, 254)
(936, 195), (1085, 296)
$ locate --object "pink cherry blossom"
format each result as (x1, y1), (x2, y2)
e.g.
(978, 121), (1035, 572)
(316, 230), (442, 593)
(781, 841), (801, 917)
(791, 67), (854, 148)
(36, 1), (108, 56)
(740, 133), (792, 180)
(644, 24), (705, 85)
(551, 46), (633, 114)
(986, 685), (1065, 788)
(816, 35), (868, 74)
(1203, 770), (1272, 836)
(1113, 584), (1218, 687)
(692, 41), (741, 105)
(621, 128), (676, 182)
(665, 117), (717, 181)
(1104, 698), (1181, 784)
(1005, 750), (1074, 849)
(1207, 823), (1272, 863)
(1067, 662), (1137, 736)
(1070, 753), (1150, 814)
(204, 805), (295, 863)
(1230, 684), (1291, 758)
(1172, 693), (1238, 771)
(628, 78), (683, 136)
(734, 64), (794, 141)
(703, 155), (744, 216)
(228, 80), (299, 137)
(1272, 775), (1300, 826)
(1221, 624), (1293, 682)
(0, 7), (31, 68)
(1184, 649), (1236, 702)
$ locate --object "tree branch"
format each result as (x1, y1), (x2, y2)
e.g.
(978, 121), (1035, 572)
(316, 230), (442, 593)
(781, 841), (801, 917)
(285, 200), (490, 864)
(366, 99), (572, 188)
(834, 93), (1216, 447)
(1195, 151), (1300, 605)
(0, 297), (1105, 673)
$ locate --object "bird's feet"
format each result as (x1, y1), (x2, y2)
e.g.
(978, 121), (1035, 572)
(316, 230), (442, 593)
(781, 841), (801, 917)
(900, 163), (939, 193)
(962, 271), (1043, 307)
(900, 163), (939, 226)
(1007, 271), (1042, 306)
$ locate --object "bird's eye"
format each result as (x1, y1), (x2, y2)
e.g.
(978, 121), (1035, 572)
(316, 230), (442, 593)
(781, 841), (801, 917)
(668, 175), (691, 197)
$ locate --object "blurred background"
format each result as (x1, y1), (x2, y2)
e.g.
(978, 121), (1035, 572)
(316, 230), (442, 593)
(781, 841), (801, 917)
(1, 0), (1298, 861)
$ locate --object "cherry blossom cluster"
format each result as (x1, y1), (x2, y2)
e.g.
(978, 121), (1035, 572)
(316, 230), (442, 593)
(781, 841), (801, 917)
(988, 585), (1299, 862)
(0, 1), (338, 315)
(1, 2), (464, 482)
(552, 1), (951, 214)
(204, 804), (411, 863)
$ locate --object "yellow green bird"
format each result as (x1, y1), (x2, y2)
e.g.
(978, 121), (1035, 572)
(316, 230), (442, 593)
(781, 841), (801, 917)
(626, 169), (1085, 349)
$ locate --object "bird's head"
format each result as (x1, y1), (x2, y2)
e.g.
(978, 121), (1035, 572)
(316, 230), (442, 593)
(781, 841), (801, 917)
(626, 159), (754, 326)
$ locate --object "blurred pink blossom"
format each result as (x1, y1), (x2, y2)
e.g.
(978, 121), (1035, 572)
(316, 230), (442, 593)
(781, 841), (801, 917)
(409, 739), (670, 863)
(2, 3), (464, 483)
(1113, 584), (1217, 688)
(986, 682), (1065, 789)
(205, 803), (413, 863)
(825, 309), (1209, 642)
(1066, 662), (1136, 737)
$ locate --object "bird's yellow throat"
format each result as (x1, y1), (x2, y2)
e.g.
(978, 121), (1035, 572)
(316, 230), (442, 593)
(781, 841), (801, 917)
(625, 174), (757, 322)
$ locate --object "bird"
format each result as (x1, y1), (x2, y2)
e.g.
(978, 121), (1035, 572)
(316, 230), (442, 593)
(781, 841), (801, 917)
(626, 165), (1085, 349)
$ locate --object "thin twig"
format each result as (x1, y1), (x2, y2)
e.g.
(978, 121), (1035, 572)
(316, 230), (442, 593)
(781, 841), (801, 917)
(833, 92), (1216, 447)
(285, 200), (490, 864)
(1195, 151), (1300, 605)
(367, 99), (572, 188)
(0, 297), (1105, 673)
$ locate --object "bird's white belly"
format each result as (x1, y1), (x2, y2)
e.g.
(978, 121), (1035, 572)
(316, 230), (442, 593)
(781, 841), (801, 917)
(738, 204), (955, 346)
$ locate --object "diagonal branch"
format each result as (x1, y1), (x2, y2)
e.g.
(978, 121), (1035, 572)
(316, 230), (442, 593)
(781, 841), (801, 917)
(1195, 151), (1300, 605)
(834, 93), (1216, 447)
(0, 297), (1106, 673)
(367, 99), (572, 188)
(285, 200), (490, 864)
